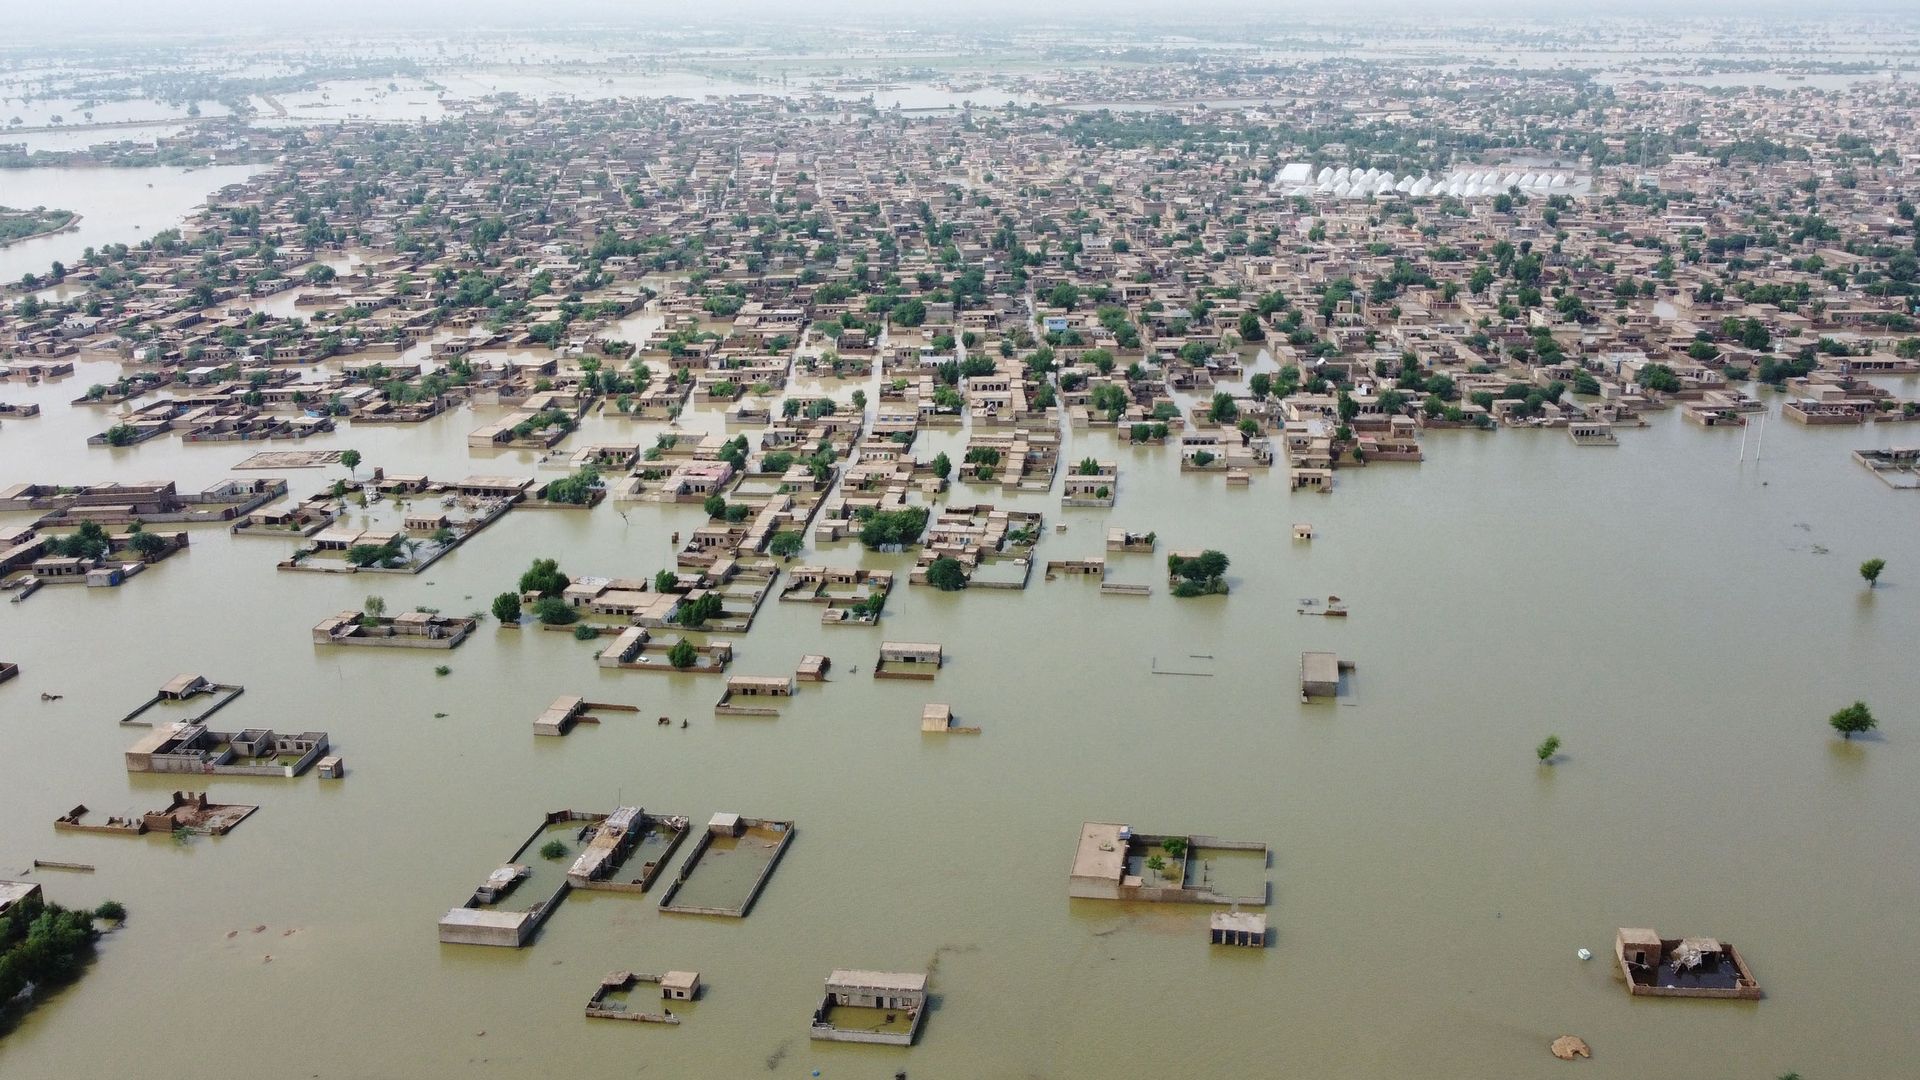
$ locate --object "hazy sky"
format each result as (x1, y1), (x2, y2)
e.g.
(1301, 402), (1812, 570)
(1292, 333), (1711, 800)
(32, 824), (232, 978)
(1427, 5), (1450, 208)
(8, 0), (1916, 39)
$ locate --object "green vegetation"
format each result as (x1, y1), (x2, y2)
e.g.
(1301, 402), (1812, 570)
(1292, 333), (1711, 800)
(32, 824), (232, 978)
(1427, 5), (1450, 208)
(768, 531), (804, 558)
(491, 592), (521, 623)
(926, 556), (968, 591)
(52, 521), (112, 561)
(340, 448), (362, 475)
(1635, 363), (1681, 393)
(931, 451), (951, 480)
(0, 206), (76, 244)
(667, 638), (698, 670)
(672, 592), (725, 628)
(518, 558), (568, 597)
(542, 465), (600, 505)
(345, 536), (407, 568)
(1860, 558), (1885, 589)
(1208, 392), (1239, 423)
(1090, 383), (1129, 422)
(434, 664), (452, 676)
(855, 505), (930, 550)
(92, 901), (126, 923)
(1537, 735), (1561, 763)
(1829, 701), (1876, 740)
(0, 895), (102, 1023)
(102, 423), (140, 447)
(1167, 550), (1229, 597)
(538, 840), (569, 860)
(571, 624), (599, 641)
(532, 596), (578, 625)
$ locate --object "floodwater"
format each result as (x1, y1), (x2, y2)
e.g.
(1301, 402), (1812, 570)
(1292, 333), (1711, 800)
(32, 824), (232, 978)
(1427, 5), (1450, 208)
(0, 164), (259, 284)
(0, 341), (1917, 1080)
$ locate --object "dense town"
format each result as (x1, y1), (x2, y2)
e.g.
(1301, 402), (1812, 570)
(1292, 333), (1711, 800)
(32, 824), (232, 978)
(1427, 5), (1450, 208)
(6, 67), (1918, 510)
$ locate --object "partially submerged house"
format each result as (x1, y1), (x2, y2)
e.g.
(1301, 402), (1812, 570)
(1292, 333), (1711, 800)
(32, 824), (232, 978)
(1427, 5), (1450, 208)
(117, 674), (245, 726)
(1300, 651), (1354, 700)
(565, 806), (689, 893)
(714, 675), (795, 716)
(808, 969), (929, 1046)
(1067, 821), (1268, 906)
(124, 722), (329, 777)
(586, 970), (701, 1024)
(657, 813), (795, 917)
(312, 610), (477, 649)
(1615, 928), (1762, 999)
(56, 791), (258, 836)
(1210, 911), (1267, 947)
(874, 641), (943, 680)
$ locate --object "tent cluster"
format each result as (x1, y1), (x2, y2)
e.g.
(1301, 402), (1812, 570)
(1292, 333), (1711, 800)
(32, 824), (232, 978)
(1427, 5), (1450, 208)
(1276, 163), (1579, 200)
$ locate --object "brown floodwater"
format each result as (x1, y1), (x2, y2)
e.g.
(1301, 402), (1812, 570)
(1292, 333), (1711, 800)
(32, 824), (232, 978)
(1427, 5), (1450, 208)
(0, 165), (260, 284)
(0, 342), (1916, 1079)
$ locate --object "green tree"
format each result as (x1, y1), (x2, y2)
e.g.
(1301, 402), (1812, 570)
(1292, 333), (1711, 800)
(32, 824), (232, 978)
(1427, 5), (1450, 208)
(1208, 392), (1238, 423)
(703, 493), (727, 518)
(344, 540), (401, 568)
(539, 840), (569, 860)
(769, 531), (804, 558)
(1537, 735), (1561, 763)
(931, 451), (951, 479)
(491, 592), (521, 623)
(1829, 701), (1876, 740)
(518, 558), (568, 597)
(532, 596), (577, 625)
(1860, 558), (1885, 589)
(127, 529), (170, 560)
(1636, 364), (1681, 393)
(926, 556), (968, 591)
(1238, 311), (1265, 342)
(1167, 550), (1230, 596)
(340, 448), (362, 475)
(668, 638), (698, 669)
(542, 466), (600, 505)
(856, 506), (930, 550)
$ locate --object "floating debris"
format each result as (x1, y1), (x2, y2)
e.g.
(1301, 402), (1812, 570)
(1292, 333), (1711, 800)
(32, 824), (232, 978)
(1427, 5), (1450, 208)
(1550, 1035), (1591, 1060)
